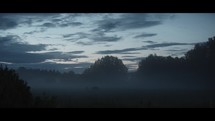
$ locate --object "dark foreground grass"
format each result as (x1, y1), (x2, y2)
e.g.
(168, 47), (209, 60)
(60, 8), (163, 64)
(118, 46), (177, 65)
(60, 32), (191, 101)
(31, 88), (215, 108)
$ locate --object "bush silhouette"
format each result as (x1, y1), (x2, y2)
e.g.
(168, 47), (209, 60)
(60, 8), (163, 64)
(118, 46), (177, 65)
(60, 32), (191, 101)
(0, 65), (33, 107)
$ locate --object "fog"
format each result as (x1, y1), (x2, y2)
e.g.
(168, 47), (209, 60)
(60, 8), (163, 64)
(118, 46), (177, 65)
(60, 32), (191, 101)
(15, 68), (215, 108)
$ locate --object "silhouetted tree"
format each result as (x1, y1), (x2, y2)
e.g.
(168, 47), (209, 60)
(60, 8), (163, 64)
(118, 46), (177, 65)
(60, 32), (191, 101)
(136, 36), (215, 85)
(0, 65), (33, 107)
(184, 36), (215, 83)
(138, 54), (185, 72)
(83, 56), (128, 81)
(185, 36), (215, 72)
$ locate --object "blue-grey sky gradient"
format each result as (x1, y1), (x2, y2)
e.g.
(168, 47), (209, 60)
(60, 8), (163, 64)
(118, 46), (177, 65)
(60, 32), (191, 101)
(0, 13), (215, 73)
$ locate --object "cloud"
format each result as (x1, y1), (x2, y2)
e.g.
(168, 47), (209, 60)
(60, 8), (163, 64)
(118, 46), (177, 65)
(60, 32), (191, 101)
(122, 56), (137, 58)
(166, 48), (189, 57)
(24, 27), (47, 35)
(0, 35), (46, 52)
(40, 51), (88, 60)
(0, 51), (88, 64)
(96, 42), (194, 54)
(92, 21), (120, 32)
(92, 34), (121, 42)
(43, 21), (82, 28)
(0, 35), (88, 63)
(32, 14), (83, 28)
(92, 13), (174, 32)
(63, 34), (74, 38)
(70, 22), (83, 26)
(0, 35), (50, 63)
(67, 51), (85, 54)
(63, 32), (90, 40)
(143, 42), (195, 48)
(104, 44), (112, 47)
(96, 47), (146, 54)
(76, 41), (94, 46)
(52, 18), (62, 22)
(41, 23), (56, 28)
(24, 31), (38, 35)
(142, 40), (157, 44)
(0, 15), (18, 30)
(0, 13), (83, 32)
(0, 13), (62, 28)
(0, 35), (19, 43)
(165, 48), (188, 52)
(48, 48), (59, 51)
(134, 33), (157, 38)
(64, 32), (121, 45)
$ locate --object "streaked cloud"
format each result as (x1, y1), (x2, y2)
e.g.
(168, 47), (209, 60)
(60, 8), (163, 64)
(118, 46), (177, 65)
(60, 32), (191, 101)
(134, 33), (157, 38)
(96, 42), (194, 54)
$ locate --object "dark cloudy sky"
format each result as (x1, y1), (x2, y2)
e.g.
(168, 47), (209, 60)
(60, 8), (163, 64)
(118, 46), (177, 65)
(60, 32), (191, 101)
(0, 13), (215, 73)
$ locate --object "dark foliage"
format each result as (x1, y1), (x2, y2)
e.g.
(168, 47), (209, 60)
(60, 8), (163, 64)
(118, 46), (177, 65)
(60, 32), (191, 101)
(185, 37), (215, 73)
(17, 67), (80, 83)
(83, 55), (128, 81)
(0, 65), (33, 107)
(137, 36), (215, 87)
(33, 93), (58, 108)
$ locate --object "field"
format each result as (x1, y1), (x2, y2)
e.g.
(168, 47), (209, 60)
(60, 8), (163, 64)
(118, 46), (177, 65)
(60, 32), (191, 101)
(32, 87), (215, 108)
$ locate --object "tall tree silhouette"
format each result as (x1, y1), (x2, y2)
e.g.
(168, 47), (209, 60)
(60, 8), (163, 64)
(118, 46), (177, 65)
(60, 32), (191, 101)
(83, 56), (128, 81)
(137, 54), (186, 81)
(0, 65), (33, 107)
(136, 36), (215, 84)
(185, 36), (215, 72)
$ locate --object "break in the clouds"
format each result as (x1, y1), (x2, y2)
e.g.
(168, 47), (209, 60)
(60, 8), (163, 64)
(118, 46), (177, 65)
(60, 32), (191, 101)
(0, 13), (215, 72)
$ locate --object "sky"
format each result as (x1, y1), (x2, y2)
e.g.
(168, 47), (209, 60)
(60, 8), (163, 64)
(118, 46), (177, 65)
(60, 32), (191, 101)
(0, 13), (215, 73)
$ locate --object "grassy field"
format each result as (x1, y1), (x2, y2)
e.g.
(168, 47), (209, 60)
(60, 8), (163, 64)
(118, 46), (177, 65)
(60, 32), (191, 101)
(31, 88), (215, 108)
